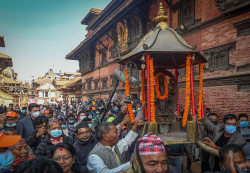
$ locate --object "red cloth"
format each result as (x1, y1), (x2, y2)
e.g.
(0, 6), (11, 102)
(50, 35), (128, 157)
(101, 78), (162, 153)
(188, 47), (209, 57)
(138, 135), (165, 156)
(50, 137), (63, 145)
(10, 155), (35, 169)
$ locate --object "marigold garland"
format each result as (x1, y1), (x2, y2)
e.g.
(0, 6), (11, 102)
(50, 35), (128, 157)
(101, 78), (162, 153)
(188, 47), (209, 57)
(149, 59), (156, 122)
(182, 55), (191, 126)
(155, 72), (169, 100)
(124, 64), (135, 122)
(198, 63), (203, 120)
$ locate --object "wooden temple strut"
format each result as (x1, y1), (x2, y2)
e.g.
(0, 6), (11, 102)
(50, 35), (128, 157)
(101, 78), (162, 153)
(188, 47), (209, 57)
(146, 53), (151, 122)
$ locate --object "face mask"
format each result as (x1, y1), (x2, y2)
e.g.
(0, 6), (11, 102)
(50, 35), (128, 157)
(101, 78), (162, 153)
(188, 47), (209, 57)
(137, 108), (140, 111)
(225, 125), (236, 134)
(6, 123), (16, 127)
(21, 110), (25, 113)
(32, 111), (40, 118)
(69, 120), (75, 124)
(88, 116), (92, 120)
(240, 122), (249, 128)
(133, 110), (136, 113)
(0, 149), (15, 169)
(61, 125), (67, 129)
(211, 121), (217, 125)
(96, 111), (100, 114)
(88, 124), (92, 129)
(80, 116), (86, 121)
(114, 108), (118, 111)
(50, 129), (62, 138)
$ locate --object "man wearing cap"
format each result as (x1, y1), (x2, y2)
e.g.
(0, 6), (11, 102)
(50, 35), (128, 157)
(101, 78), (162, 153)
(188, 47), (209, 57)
(16, 103), (40, 140)
(5, 111), (18, 128)
(0, 131), (21, 172)
(73, 122), (98, 173)
(87, 120), (143, 173)
(127, 134), (175, 173)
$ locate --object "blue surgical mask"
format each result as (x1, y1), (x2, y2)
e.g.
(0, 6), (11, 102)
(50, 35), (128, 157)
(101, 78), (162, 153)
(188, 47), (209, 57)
(88, 124), (92, 129)
(61, 125), (67, 129)
(88, 116), (92, 120)
(69, 120), (75, 124)
(96, 111), (100, 114)
(240, 122), (248, 128)
(21, 110), (25, 113)
(0, 149), (15, 169)
(137, 108), (140, 111)
(225, 125), (236, 134)
(114, 108), (118, 111)
(133, 110), (136, 113)
(50, 129), (62, 138)
(6, 123), (16, 127)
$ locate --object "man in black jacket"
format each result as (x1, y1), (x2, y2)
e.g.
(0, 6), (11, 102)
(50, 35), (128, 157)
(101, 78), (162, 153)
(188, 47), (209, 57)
(35, 119), (73, 158)
(16, 103), (40, 140)
(73, 122), (98, 173)
(26, 115), (48, 152)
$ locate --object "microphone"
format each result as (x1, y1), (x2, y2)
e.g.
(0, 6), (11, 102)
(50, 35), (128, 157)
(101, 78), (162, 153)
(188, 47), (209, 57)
(114, 69), (139, 84)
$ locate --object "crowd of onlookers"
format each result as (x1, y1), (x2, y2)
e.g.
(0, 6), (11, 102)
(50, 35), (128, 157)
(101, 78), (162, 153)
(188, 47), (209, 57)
(0, 99), (249, 173)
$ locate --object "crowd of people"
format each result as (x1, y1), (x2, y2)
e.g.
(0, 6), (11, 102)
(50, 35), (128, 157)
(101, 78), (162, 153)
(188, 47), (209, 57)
(0, 99), (249, 173)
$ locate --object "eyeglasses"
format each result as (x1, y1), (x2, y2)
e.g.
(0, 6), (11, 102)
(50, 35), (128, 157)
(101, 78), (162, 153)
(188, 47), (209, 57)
(53, 155), (72, 162)
(78, 130), (91, 136)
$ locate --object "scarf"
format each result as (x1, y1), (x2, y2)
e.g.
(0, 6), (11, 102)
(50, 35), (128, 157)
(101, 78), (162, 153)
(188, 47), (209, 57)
(10, 155), (35, 169)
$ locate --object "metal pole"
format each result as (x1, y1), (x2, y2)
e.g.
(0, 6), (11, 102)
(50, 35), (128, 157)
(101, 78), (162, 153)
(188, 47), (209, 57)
(146, 53), (151, 122)
(190, 61), (196, 118)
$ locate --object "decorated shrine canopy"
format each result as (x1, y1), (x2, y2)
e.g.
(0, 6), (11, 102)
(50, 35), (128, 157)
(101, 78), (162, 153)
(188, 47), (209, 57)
(119, 4), (207, 69)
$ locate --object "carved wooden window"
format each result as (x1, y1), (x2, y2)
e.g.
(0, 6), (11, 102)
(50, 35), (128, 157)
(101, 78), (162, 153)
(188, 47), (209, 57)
(78, 48), (95, 75)
(101, 77), (108, 90)
(203, 42), (236, 71)
(94, 79), (99, 90)
(178, 0), (195, 28)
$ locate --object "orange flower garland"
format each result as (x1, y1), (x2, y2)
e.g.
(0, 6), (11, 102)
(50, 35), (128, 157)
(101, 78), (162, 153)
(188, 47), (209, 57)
(124, 64), (135, 122)
(182, 55), (191, 126)
(155, 72), (169, 100)
(149, 59), (156, 122)
(141, 71), (145, 103)
(198, 63), (203, 120)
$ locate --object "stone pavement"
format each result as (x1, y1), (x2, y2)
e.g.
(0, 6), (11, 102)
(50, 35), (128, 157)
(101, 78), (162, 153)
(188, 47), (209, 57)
(182, 156), (201, 173)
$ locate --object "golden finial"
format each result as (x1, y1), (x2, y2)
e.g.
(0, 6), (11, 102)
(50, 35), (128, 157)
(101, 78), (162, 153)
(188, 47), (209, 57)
(156, 2), (168, 29)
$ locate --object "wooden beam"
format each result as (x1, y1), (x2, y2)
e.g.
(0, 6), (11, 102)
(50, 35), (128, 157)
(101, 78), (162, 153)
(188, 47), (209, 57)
(98, 40), (108, 50)
(106, 33), (114, 40)
(164, 0), (174, 10)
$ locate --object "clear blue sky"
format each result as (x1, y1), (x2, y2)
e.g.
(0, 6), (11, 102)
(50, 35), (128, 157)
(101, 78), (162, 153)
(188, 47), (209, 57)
(0, 0), (111, 82)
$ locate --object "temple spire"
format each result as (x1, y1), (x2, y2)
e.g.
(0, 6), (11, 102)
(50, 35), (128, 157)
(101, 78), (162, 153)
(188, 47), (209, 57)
(156, 2), (168, 29)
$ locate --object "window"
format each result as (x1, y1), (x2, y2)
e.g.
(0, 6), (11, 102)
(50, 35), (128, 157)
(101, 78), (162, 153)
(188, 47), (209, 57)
(101, 49), (107, 65)
(82, 83), (86, 91)
(94, 80), (99, 90)
(45, 92), (48, 97)
(87, 81), (92, 91)
(110, 75), (117, 87)
(203, 42), (236, 71)
(177, 0), (195, 29)
(101, 77), (108, 90)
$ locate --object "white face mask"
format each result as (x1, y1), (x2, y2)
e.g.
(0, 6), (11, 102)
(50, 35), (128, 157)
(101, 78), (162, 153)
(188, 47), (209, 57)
(32, 111), (40, 118)
(80, 116), (87, 121)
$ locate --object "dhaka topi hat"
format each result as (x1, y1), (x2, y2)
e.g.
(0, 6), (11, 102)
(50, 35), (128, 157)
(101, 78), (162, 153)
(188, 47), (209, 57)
(138, 134), (166, 156)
